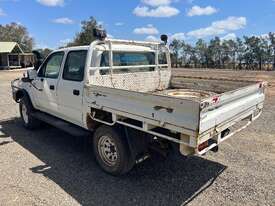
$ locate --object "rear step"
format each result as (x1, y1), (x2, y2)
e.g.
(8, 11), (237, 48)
(31, 112), (91, 137)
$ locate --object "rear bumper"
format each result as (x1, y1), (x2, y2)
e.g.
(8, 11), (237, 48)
(195, 104), (263, 155)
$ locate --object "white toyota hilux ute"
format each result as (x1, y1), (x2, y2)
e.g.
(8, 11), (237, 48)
(11, 36), (266, 175)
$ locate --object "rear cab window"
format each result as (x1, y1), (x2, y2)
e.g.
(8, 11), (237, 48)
(100, 51), (155, 75)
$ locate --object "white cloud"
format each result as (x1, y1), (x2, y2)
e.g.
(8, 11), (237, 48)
(37, 0), (64, 7)
(133, 24), (159, 35)
(145, 35), (160, 42)
(53, 17), (74, 24)
(133, 5), (179, 17)
(187, 5), (217, 17)
(115, 22), (124, 26)
(0, 8), (6, 16)
(221, 33), (237, 41)
(171, 32), (186, 40)
(142, 0), (172, 7)
(187, 16), (247, 38)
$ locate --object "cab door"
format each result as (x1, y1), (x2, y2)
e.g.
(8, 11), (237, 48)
(57, 50), (87, 125)
(32, 51), (65, 114)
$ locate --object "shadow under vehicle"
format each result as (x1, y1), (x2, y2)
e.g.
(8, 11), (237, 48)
(0, 118), (226, 206)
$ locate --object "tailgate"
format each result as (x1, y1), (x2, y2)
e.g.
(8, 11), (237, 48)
(199, 82), (266, 135)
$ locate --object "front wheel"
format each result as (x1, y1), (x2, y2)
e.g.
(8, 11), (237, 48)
(19, 96), (40, 129)
(93, 125), (135, 175)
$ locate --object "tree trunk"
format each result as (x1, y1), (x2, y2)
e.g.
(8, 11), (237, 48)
(233, 52), (236, 70)
(239, 60), (242, 70)
(259, 56), (262, 70)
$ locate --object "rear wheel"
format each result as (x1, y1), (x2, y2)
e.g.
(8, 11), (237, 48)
(93, 125), (135, 175)
(19, 96), (40, 129)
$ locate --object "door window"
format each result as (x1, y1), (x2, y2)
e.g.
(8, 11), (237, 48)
(38, 52), (64, 78)
(63, 50), (87, 81)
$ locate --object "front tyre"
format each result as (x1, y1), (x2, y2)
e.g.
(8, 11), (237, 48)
(93, 125), (135, 175)
(19, 96), (40, 129)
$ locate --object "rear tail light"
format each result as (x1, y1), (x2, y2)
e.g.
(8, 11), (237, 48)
(212, 96), (220, 104)
(198, 141), (208, 152)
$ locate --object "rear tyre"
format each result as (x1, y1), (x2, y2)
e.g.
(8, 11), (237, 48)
(93, 125), (135, 175)
(19, 96), (40, 129)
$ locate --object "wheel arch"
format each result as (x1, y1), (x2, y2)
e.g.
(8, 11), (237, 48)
(15, 89), (33, 108)
(15, 89), (27, 102)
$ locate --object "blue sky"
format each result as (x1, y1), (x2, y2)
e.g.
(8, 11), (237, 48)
(0, 0), (274, 49)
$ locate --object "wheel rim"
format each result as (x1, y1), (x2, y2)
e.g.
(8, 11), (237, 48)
(21, 103), (29, 124)
(98, 135), (118, 166)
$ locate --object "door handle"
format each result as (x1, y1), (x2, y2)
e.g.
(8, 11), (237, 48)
(73, 89), (80, 96)
(49, 85), (55, 90)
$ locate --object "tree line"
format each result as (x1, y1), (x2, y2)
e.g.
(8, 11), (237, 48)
(169, 33), (275, 70)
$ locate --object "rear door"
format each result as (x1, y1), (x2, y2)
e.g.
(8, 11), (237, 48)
(57, 50), (87, 125)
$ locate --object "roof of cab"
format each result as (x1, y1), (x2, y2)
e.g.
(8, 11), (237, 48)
(95, 44), (155, 52)
(55, 45), (89, 52)
(55, 39), (160, 53)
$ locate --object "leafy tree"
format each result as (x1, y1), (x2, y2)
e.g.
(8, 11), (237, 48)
(243, 36), (255, 70)
(35, 48), (52, 58)
(0, 22), (34, 52)
(235, 38), (245, 69)
(195, 39), (209, 68)
(223, 39), (238, 69)
(183, 43), (198, 68)
(169, 39), (183, 68)
(220, 40), (230, 69)
(243, 36), (269, 70)
(269, 32), (275, 70)
(208, 37), (222, 68)
(67, 17), (100, 46)
(259, 36), (271, 70)
(169, 34), (275, 70)
(41, 48), (53, 57)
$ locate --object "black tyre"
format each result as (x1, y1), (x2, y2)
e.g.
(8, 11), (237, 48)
(19, 96), (40, 129)
(93, 125), (135, 175)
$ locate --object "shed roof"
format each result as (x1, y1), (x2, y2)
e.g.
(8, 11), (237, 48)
(0, 42), (24, 53)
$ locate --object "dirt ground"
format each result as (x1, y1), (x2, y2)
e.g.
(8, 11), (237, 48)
(0, 69), (274, 206)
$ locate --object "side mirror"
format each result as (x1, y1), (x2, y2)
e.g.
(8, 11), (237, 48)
(21, 69), (37, 82)
(27, 69), (37, 80)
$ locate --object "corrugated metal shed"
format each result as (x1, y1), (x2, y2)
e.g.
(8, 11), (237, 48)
(0, 42), (23, 53)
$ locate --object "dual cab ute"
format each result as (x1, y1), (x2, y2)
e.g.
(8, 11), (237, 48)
(11, 33), (266, 175)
